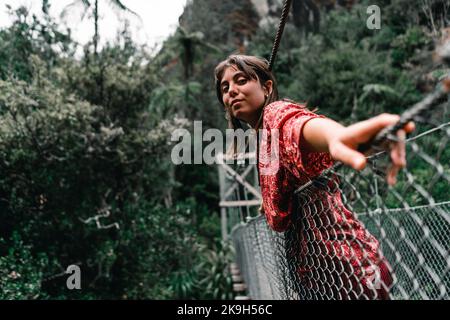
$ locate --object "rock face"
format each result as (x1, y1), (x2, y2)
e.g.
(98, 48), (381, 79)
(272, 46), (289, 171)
(250, 0), (360, 31)
(176, 0), (360, 52)
(249, 0), (284, 28)
(250, 0), (269, 18)
(250, 0), (283, 18)
(178, 0), (261, 51)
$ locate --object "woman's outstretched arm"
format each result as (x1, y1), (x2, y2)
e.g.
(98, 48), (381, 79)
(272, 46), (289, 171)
(302, 113), (415, 185)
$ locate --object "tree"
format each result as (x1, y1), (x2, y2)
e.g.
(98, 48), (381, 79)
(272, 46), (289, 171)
(61, 0), (139, 56)
(292, 0), (322, 34)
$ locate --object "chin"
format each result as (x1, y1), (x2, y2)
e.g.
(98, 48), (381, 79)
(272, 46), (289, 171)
(233, 111), (247, 122)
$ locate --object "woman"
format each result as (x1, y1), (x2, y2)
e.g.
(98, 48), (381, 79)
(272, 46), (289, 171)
(214, 54), (415, 299)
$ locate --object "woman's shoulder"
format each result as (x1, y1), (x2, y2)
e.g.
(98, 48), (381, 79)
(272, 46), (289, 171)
(265, 100), (306, 112)
(264, 100), (311, 128)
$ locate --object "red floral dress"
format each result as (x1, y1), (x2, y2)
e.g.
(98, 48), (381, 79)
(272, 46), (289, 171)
(258, 101), (392, 299)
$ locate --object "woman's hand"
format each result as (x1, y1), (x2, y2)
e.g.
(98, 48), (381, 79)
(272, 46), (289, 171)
(327, 113), (415, 185)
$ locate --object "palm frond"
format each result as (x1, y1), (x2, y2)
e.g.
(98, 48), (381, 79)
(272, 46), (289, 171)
(108, 0), (139, 17)
(60, 0), (91, 19)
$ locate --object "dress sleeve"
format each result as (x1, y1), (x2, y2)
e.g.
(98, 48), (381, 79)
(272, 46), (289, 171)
(264, 102), (333, 180)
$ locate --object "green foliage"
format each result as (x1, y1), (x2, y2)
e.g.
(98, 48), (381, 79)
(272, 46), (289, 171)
(0, 1), (232, 299)
(169, 242), (234, 300)
(56, 29), (158, 128)
(148, 81), (203, 123)
(0, 233), (48, 299)
(390, 26), (431, 67)
(0, 58), (181, 298)
(0, 5), (74, 82)
(248, 2), (429, 122)
(1, 0), (447, 300)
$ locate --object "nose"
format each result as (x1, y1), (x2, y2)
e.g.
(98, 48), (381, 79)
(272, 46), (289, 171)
(228, 82), (238, 97)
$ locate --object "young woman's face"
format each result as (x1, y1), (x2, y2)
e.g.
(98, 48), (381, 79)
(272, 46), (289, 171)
(220, 65), (268, 126)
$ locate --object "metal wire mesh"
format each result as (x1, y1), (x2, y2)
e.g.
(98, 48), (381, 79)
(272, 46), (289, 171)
(229, 100), (450, 300)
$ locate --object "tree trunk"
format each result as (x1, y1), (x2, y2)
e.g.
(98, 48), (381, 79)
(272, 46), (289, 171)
(305, 0), (320, 33)
(94, 0), (99, 56)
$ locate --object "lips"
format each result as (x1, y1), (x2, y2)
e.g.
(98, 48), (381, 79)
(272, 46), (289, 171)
(231, 99), (243, 108)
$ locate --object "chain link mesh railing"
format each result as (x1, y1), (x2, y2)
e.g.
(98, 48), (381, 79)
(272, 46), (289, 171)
(229, 96), (449, 300)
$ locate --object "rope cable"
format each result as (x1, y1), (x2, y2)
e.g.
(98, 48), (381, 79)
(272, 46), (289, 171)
(268, 0), (293, 71)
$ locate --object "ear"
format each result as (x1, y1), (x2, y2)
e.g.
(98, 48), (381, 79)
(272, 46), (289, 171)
(264, 80), (273, 96)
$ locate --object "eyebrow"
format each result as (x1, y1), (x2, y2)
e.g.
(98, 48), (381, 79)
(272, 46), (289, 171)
(220, 71), (246, 87)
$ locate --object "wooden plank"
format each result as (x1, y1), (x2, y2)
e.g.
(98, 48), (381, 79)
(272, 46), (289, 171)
(218, 152), (257, 162)
(221, 207), (228, 242)
(223, 165), (255, 199)
(233, 283), (247, 292)
(219, 200), (261, 207)
(220, 163), (261, 199)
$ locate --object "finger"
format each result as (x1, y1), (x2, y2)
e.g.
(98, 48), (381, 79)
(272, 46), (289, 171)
(403, 121), (415, 134)
(344, 113), (401, 144)
(390, 146), (406, 167)
(387, 164), (399, 186)
(390, 130), (406, 167)
(331, 141), (367, 170)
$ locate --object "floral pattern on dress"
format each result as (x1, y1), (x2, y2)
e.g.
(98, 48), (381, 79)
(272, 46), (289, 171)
(258, 100), (392, 299)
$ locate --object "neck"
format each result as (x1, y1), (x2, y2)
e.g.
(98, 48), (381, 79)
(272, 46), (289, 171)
(248, 108), (264, 130)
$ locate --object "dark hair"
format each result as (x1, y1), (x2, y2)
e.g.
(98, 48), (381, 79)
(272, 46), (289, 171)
(214, 54), (279, 130)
